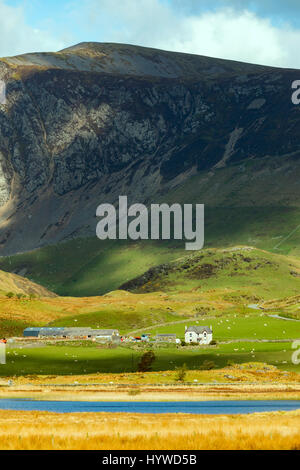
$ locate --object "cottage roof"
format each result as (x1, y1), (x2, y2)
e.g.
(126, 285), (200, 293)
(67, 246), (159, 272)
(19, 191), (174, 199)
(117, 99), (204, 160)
(186, 326), (212, 334)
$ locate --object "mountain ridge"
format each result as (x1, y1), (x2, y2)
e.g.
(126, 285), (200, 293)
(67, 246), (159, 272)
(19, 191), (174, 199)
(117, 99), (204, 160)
(1, 41), (278, 79)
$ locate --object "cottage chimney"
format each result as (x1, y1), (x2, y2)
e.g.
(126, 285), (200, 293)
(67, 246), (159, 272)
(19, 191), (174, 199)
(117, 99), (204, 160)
(210, 325), (212, 331)
(185, 326), (187, 332)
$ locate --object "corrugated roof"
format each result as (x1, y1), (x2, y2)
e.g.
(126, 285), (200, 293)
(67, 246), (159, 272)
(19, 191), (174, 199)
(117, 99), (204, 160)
(24, 327), (119, 335)
(94, 330), (119, 335)
(39, 328), (65, 331)
(155, 334), (177, 337)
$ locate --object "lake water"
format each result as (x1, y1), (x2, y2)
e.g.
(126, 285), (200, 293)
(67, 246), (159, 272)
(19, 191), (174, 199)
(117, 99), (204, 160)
(0, 399), (299, 414)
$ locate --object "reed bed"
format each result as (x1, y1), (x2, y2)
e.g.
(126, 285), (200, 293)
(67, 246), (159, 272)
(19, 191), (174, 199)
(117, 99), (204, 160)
(0, 387), (300, 402)
(0, 409), (299, 450)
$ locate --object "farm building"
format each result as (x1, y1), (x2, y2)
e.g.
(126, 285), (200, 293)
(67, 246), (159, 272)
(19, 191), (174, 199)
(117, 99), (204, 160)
(36, 328), (66, 337)
(94, 329), (121, 343)
(23, 327), (120, 341)
(141, 334), (150, 342)
(155, 333), (177, 343)
(185, 326), (213, 345)
(23, 327), (42, 337)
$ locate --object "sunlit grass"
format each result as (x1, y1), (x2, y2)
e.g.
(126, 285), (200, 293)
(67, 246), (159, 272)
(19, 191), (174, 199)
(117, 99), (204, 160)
(0, 409), (299, 450)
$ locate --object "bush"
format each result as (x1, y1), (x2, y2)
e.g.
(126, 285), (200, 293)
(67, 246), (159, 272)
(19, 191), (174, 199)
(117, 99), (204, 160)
(175, 363), (187, 382)
(181, 340), (186, 346)
(199, 360), (216, 370)
(227, 360), (236, 367)
(210, 340), (217, 345)
(6, 292), (14, 298)
(137, 350), (156, 372)
(128, 388), (141, 396)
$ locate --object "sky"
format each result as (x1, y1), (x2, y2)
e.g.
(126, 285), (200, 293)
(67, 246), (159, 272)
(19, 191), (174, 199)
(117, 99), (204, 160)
(1, 0), (300, 68)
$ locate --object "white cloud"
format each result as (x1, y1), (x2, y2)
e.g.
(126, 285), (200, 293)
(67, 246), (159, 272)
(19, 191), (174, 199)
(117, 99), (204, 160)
(1, 0), (300, 68)
(81, 0), (300, 68)
(0, 0), (66, 57)
(164, 9), (288, 67)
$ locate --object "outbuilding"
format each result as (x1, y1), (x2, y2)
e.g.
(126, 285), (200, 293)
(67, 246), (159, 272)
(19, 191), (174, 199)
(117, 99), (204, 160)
(38, 327), (65, 338)
(94, 329), (121, 343)
(23, 327), (120, 341)
(23, 327), (41, 338)
(155, 333), (177, 343)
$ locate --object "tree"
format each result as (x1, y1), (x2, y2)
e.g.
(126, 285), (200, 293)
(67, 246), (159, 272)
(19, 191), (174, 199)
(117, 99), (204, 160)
(6, 292), (14, 299)
(137, 350), (156, 372)
(175, 363), (187, 382)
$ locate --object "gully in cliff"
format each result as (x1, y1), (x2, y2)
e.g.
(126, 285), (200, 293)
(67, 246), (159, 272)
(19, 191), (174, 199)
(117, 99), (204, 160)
(96, 196), (204, 250)
(0, 80), (6, 105)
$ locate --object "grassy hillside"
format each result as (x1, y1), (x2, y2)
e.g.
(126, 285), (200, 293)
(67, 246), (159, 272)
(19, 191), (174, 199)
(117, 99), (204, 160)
(0, 205), (299, 298)
(48, 307), (179, 332)
(0, 268), (55, 298)
(0, 246), (299, 338)
(0, 246), (298, 375)
(261, 295), (300, 320)
(121, 246), (300, 300)
(0, 239), (186, 296)
(140, 314), (300, 341)
(0, 290), (188, 337)
(0, 270), (56, 337)
(0, 152), (299, 299)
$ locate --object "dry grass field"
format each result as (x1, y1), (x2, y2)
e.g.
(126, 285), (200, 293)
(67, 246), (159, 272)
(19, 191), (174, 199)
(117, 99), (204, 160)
(0, 386), (300, 402)
(0, 363), (299, 402)
(0, 409), (299, 450)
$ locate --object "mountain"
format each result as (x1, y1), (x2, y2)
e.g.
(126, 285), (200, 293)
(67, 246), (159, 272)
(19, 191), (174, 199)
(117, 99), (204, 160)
(0, 43), (299, 294)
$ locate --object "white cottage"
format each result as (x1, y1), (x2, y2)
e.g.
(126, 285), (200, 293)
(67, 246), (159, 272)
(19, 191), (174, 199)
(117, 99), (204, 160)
(185, 326), (213, 345)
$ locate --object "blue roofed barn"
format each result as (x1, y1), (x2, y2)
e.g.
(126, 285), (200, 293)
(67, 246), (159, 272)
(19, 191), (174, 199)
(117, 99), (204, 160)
(23, 327), (41, 338)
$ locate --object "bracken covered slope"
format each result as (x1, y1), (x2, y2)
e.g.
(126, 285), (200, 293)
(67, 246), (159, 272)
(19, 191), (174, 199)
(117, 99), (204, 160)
(0, 268), (55, 297)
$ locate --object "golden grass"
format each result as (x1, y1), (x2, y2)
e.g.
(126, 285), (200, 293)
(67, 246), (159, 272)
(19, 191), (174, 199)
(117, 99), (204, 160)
(0, 366), (300, 402)
(0, 287), (236, 324)
(0, 387), (300, 403)
(0, 409), (299, 450)
(0, 270), (54, 298)
(2, 363), (299, 386)
(0, 362), (298, 405)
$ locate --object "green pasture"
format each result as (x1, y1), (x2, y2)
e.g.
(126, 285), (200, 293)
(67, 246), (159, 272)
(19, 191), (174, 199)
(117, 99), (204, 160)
(145, 314), (300, 340)
(0, 339), (298, 377)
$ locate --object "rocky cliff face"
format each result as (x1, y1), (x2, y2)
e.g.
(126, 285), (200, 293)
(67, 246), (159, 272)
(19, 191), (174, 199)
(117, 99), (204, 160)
(0, 42), (299, 254)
